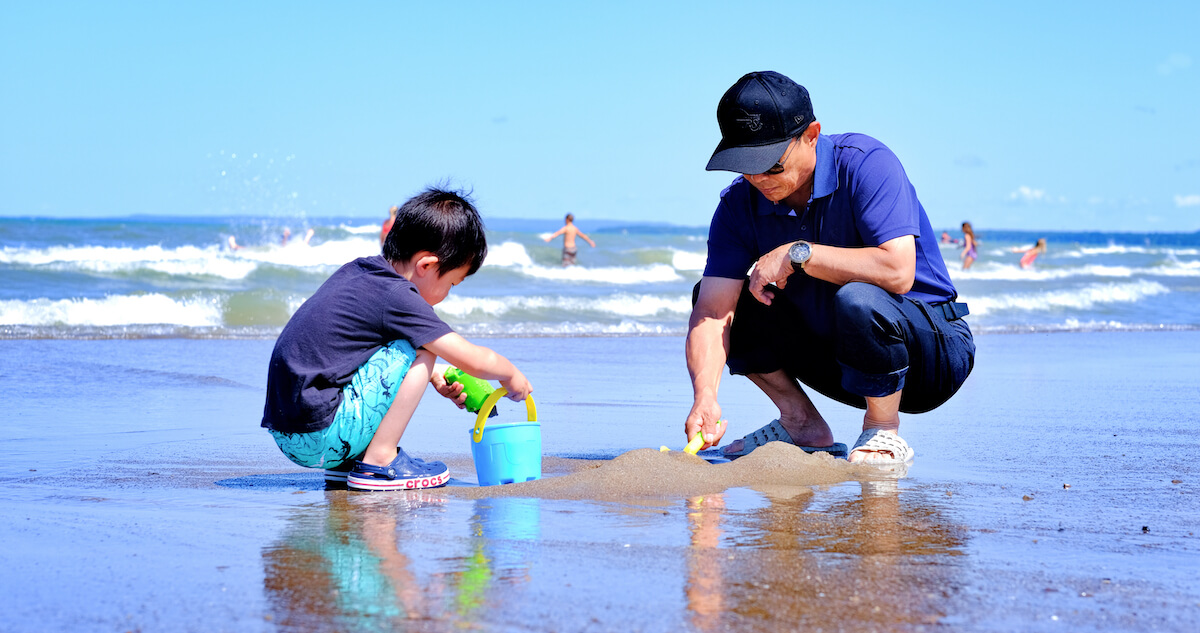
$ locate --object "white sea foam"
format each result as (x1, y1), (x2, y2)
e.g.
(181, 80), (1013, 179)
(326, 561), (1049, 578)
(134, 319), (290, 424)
(144, 257), (259, 279)
(1057, 244), (1200, 258)
(233, 237), (378, 268)
(0, 294), (222, 327)
(0, 238), (379, 279)
(1, 244), (199, 267)
(670, 249), (707, 271)
(338, 223), (382, 235)
(0, 244), (259, 279)
(483, 241), (682, 284)
(966, 280), (1169, 315)
(1147, 259), (1200, 276)
(0, 290), (691, 331)
(951, 260), (1200, 281)
(1071, 244), (1151, 257)
(436, 293), (691, 319)
(455, 320), (684, 337)
(951, 263), (1135, 281)
(484, 241), (536, 267)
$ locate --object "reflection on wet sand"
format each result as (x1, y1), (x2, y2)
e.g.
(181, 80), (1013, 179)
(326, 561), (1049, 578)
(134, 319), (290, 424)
(263, 492), (543, 630)
(262, 492), (449, 630)
(685, 479), (967, 631)
(686, 493), (726, 632)
(457, 497), (540, 616)
(263, 468), (965, 631)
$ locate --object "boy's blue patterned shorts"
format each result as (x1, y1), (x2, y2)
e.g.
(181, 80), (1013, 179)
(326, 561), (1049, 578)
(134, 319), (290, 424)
(269, 339), (416, 469)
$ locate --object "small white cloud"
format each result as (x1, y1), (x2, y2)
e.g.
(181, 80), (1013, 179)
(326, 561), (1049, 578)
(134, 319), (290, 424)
(1158, 53), (1192, 75)
(1174, 194), (1200, 207)
(1009, 186), (1045, 202)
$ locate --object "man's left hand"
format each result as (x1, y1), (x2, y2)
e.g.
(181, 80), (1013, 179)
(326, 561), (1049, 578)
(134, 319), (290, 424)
(747, 242), (797, 305)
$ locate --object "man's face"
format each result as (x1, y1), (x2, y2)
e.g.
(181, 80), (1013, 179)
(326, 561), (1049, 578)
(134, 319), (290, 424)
(741, 129), (818, 204)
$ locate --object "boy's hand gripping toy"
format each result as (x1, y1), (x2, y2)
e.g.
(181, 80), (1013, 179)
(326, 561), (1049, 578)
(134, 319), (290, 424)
(444, 367), (498, 418)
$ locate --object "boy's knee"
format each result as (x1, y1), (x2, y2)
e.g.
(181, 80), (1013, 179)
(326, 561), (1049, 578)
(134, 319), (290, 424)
(413, 348), (435, 366)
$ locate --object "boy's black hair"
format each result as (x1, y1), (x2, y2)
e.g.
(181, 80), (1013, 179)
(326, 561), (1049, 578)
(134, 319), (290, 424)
(382, 186), (487, 276)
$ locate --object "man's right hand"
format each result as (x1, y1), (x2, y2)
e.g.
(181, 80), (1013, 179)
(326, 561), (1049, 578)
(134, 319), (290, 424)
(685, 394), (726, 451)
(685, 277), (741, 452)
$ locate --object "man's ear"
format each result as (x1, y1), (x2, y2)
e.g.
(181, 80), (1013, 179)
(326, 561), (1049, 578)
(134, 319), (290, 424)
(804, 121), (821, 144)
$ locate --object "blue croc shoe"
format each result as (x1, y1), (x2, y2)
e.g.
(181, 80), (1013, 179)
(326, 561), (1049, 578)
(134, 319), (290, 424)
(323, 462), (354, 485)
(325, 452), (429, 485)
(347, 448), (450, 491)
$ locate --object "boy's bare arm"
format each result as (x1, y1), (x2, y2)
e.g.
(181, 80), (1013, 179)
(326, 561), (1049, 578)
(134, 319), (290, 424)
(424, 332), (532, 400)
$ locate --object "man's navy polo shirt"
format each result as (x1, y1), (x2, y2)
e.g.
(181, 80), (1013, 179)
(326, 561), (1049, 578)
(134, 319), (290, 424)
(703, 132), (957, 337)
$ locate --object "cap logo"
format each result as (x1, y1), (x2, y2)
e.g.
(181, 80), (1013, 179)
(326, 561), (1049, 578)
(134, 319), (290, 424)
(795, 115), (806, 125)
(735, 110), (763, 132)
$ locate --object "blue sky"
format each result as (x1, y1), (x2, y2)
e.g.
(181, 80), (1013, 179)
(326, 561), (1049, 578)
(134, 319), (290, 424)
(2, 1), (1197, 231)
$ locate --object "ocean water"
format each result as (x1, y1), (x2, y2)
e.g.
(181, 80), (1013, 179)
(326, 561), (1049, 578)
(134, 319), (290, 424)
(1, 216), (1198, 339)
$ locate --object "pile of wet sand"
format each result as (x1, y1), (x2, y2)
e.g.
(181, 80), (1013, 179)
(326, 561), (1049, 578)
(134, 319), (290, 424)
(440, 442), (886, 501)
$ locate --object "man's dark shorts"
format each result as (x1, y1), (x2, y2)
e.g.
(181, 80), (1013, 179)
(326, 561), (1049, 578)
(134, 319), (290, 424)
(694, 280), (975, 414)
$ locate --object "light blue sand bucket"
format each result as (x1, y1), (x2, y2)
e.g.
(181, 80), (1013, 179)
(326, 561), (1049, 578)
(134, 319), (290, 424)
(469, 389), (541, 486)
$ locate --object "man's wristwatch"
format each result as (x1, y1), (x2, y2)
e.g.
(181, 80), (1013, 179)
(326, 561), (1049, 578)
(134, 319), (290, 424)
(788, 240), (813, 271)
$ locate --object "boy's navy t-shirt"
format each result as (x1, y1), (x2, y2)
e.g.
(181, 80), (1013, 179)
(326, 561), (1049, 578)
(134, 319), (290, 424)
(261, 255), (452, 434)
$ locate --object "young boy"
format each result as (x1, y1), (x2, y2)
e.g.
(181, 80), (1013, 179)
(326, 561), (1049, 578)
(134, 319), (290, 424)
(261, 187), (532, 491)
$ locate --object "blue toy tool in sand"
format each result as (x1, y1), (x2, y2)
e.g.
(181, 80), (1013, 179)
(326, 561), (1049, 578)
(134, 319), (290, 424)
(468, 386), (541, 486)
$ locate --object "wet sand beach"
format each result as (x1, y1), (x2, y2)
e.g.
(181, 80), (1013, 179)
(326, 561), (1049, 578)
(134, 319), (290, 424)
(1, 332), (1198, 632)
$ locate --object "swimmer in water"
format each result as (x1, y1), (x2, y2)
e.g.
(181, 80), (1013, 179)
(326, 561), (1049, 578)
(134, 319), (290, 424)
(1012, 238), (1047, 269)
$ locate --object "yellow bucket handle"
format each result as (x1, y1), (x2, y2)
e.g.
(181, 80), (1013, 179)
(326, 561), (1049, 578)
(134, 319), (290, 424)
(472, 388), (538, 443)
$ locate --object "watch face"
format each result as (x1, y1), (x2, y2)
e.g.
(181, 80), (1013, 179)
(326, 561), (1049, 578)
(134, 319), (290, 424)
(789, 241), (811, 264)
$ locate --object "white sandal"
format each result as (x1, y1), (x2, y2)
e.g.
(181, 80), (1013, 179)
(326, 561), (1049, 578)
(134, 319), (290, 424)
(849, 429), (914, 465)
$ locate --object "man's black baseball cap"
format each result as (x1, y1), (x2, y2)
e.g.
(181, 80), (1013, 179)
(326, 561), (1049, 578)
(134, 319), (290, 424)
(705, 71), (815, 174)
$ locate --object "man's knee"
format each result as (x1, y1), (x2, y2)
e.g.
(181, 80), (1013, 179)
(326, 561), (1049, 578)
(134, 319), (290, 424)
(834, 282), (895, 326)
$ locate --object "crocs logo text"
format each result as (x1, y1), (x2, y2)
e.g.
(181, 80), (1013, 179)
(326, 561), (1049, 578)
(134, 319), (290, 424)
(405, 472), (449, 489)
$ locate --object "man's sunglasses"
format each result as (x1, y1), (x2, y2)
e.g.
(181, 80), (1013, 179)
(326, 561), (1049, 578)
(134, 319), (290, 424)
(760, 139), (796, 176)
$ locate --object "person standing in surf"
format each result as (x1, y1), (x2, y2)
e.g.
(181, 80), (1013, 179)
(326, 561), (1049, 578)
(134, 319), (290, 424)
(543, 213), (596, 266)
(960, 222), (978, 270)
